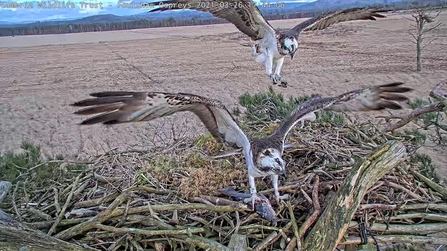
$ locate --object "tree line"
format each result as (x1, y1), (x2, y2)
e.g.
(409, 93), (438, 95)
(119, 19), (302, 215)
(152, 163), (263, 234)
(0, 1), (444, 37)
(0, 11), (320, 37)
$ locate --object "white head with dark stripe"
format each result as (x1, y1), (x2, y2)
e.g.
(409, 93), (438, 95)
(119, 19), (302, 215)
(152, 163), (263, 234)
(277, 33), (298, 59)
(251, 137), (286, 177)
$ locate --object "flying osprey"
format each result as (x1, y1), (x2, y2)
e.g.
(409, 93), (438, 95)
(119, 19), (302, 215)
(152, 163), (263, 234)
(71, 82), (411, 207)
(148, 2), (386, 87)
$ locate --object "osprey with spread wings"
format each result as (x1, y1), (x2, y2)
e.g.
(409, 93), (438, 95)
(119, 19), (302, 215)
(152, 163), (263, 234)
(148, 1), (386, 87)
(71, 82), (411, 207)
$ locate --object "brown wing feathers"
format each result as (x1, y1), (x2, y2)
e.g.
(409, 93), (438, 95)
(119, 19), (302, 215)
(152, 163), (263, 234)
(71, 92), (234, 143)
(376, 82), (412, 110)
(148, 0), (274, 41)
(333, 82), (411, 112)
(71, 92), (149, 125)
(273, 82), (412, 141)
(290, 7), (386, 35)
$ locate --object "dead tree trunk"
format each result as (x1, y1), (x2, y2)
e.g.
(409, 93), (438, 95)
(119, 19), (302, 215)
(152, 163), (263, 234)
(416, 20), (423, 72)
(302, 141), (407, 251)
(0, 223), (97, 251)
(0, 179), (95, 251)
(408, 5), (442, 72)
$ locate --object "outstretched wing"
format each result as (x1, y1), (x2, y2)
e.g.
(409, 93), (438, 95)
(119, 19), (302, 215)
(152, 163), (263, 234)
(287, 7), (386, 36)
(147, 0), (276, 40)
(71, 91), (250, 149)
(273, 82), (412, 142)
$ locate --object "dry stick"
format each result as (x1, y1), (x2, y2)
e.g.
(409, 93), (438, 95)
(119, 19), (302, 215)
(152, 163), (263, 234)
(25, 207), (52, 221)
(340, 235), (447, 245)
(359, 203), (447, 212)
(401, 203), (447, 212)
(358, 204), (398, 210)
(95, 224), (205, 236)
(74, 185), (173, 208)
(129, 185), (174, 195)
(382, 102), (445, 132)
(286, 201), (300, 250)
(413, 170), (447, 199)
(302, 141), (407, 251)
(48, 174), (82, 236)
(130, 239), (144, 251)
(109, 203), (247, 218)
(12, 181), (22, 222)
(386, 181), (424, 201)
(382, 81), (447, 132)
(286, 237), (298, 251)
(253, 221), (293, 251)
(53, 187), (61, 214)
(188, 215), (228, 236)
(172, 235), (230, 251)
(377, 213), (447, 222)
(368, 222), (447, 234)
(73, 192), (121, 208)
(253, 232), (277, 251)
(55, 192), (129, 240)
(297, 176), (321, 249)
(26, 218), (90, 229)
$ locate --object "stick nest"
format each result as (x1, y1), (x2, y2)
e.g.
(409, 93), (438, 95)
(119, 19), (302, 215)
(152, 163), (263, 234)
(1, 117), (447, 251)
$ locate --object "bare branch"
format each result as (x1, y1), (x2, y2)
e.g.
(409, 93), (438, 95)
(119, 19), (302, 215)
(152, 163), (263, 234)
(382, 102), (444, 132)
(381, 82), (447, 132)
(423, 22), (443, 34)
(408, 31), (418, 41)
(422, 37), (438, 49)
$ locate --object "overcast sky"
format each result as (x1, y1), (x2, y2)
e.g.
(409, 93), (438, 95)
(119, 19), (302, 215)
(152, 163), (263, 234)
(0, 0), (315, 23)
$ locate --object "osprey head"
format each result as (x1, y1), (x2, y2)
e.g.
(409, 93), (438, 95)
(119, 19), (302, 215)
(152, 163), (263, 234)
(280, 36), (298, 59)
(256, 148), (286, 177)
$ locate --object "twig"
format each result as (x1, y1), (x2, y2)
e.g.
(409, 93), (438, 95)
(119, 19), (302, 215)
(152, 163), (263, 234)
(400, 203), (447, 212)
(297, 176), (321, 239)
(48, 174), (82, 235)
(340, 235), (447, 245)
(172, 235), (230, 251)
(253, 221), (293, 251)
(376, 213), (447, 223)
(12, 181), (22, 222)
(382, 102), (445, 132)
(358, 204), (397, 210)
(386, 181), (425, 201)
(53, 187), (61, 214)
(95, 224), (205, 236)
(367, 222), (447, 234)
(55, 192), (129, 240)
(413, 170), (447, 199)
(109, 203), (247, 218)
(286, 201), (300, 249)
(74, 192), (121, 208)
(253, 231), (277, 251)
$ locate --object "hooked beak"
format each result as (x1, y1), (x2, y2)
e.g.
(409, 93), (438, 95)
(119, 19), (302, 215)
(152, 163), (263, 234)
(290, 51), (296, 60)
(280, 170), (287, 178)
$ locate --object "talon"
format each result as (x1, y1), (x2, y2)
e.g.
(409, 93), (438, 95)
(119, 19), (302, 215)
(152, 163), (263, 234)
(244, 193), (263, 211)
(273, 193), (290, 205)
(269, 74), (287, 86)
